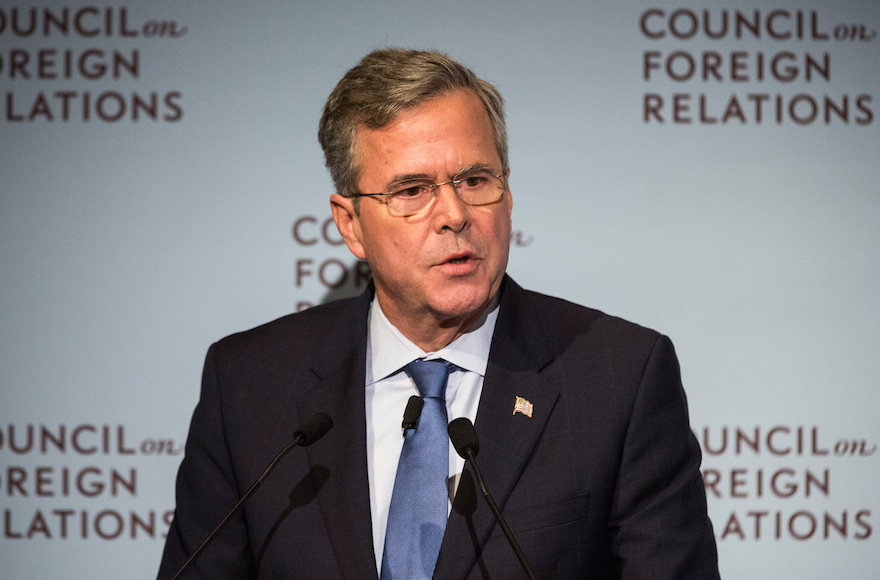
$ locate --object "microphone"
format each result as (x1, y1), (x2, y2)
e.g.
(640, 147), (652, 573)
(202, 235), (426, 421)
(170, 412), (333, 580)
(401, 395), (424, 430)
(447, 416), (479, 458)
(447, 418), (537, 580)
(293, 412), (334, 446)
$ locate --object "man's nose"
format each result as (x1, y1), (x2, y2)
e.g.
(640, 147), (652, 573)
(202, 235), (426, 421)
(432, 182), (468, 232)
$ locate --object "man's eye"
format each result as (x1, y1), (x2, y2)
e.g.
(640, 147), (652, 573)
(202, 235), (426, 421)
(458, 175), (489, 189)
(393, 185), (428, 198)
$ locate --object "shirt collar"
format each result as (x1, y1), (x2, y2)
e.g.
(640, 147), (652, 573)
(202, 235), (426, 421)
(366, 293), (500, 386)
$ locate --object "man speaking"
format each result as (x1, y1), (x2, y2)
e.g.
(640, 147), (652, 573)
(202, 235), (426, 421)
(158, 48), (720, 579)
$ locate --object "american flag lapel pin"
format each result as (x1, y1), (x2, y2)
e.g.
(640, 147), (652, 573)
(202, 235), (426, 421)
(513, 396), (533, 418)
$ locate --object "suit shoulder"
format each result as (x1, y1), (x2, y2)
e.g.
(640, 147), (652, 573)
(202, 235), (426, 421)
(520, 288), (661, 342)
(511, 288), (668, 369)
(210, 294), (367, 364)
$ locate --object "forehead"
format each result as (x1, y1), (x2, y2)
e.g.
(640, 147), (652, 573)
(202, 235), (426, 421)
(353, 91), (499, 185)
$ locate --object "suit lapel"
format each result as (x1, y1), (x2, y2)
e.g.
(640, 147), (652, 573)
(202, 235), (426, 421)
(436, 277), (560, 580)
(291, 278), (559, 580)
(296, 289), (380, 580)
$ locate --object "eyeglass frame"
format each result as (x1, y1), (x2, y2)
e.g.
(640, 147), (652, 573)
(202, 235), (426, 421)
(345, 167), (509, 217)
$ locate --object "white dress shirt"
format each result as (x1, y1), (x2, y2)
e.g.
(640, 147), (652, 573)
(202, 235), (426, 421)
(364, 295), (499, 572)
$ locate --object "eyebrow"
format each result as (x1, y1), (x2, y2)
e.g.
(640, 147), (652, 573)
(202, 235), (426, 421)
(456, 162), (495, 175)
(384, 163), (496, 188)
(386, 173), (432, 188)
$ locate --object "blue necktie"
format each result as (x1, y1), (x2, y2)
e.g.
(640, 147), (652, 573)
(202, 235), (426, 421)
(380, 359), (453, 580)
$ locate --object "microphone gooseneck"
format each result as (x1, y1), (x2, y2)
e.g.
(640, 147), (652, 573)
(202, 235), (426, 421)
(170, 412), (333, 580)
(447, 418), (537, 580)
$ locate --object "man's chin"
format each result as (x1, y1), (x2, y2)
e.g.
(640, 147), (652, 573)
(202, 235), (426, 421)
(429, 288), (494, 326)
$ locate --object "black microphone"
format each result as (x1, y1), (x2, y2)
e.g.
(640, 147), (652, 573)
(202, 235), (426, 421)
(448, 418), (537, 580)
(401, 395), (424, 430)
(293, 412), (334, 446)
(170, 412), (333, 580)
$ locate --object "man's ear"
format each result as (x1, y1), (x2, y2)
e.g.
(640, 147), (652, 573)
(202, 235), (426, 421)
(505, 168), (513, 220)
(330, 194), (367, 259)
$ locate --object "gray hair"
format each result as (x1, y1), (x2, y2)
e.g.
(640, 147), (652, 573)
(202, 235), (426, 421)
(318, 48), (508, 207)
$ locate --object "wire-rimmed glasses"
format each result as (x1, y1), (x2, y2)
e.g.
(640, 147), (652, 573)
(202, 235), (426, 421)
(349, 167), (507, 217)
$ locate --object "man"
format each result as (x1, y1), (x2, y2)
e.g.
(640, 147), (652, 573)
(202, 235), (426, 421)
(159, 48), (719, 579)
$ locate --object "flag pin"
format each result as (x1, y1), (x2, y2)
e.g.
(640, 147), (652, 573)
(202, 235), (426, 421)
(513, 396), (533, 418)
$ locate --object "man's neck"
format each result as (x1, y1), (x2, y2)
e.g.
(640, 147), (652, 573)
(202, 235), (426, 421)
(376, 295), (496, 353)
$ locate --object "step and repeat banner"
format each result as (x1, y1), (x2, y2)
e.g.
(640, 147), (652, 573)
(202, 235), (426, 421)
(2, 1), (877, 578)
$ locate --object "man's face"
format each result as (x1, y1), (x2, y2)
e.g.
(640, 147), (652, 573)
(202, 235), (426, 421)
(331, 90), (512, 338)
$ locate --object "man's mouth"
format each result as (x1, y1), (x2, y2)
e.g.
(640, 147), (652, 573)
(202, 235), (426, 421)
(448, 257), (468, 264)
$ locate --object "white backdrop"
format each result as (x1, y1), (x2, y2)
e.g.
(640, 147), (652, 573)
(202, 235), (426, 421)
(2, 1), (878, 578)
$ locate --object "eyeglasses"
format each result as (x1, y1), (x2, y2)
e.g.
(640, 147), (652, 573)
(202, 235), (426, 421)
(349, 168), (508, 217)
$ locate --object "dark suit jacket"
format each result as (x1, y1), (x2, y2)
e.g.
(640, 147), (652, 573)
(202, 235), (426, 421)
(158, 276), (719, 579)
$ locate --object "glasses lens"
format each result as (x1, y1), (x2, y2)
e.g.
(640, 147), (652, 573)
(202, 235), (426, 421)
(386, 182), (434, 216)
(453, 171), (504, 205)
(382, 172), (505, 216)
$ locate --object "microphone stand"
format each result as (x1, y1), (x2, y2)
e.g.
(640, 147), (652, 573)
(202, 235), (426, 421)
(170, 413), (332, 580)
(448, 417), (537, 580)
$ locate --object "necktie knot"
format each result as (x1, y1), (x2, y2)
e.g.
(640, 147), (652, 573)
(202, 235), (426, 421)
(404, 359), (452, 400)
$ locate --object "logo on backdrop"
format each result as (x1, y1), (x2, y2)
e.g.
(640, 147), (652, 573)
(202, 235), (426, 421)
(639, 8), (876, 125)
(0, 6), (186, 122)
(0, 423), (179, 540)
(700, 423), (875, 541)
